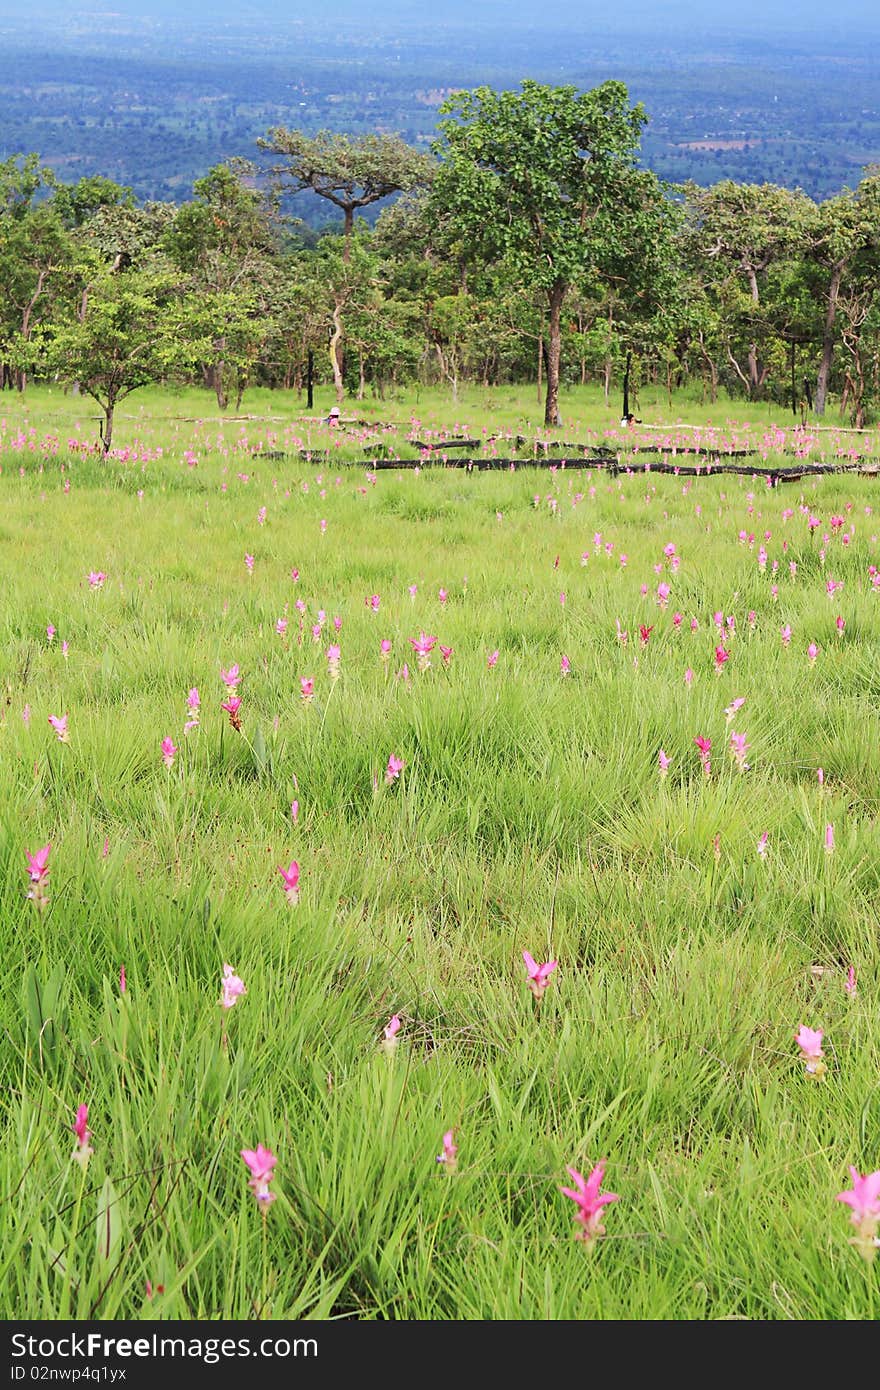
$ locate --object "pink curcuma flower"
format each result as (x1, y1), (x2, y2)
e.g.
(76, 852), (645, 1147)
(845, 965), (857, 997)
(291, 799), (299, 825)
(795, 1025), (826, 1079)
(436, 1129), (458, 1172)
(729, 731), (750, 772)
(241, 1145), (277, 1205)
(25, 844), (51, 909)
(161, 736), (177, 769)
(824, 823), (835, 854)
(684, 667), (694, 687)
(714, 645), (730, 673)
(658, 749), (671, 778)
(220, 664), (241, 690)
(487, 649), (499, 669)
(221, 695), (242, 731)
(366, 594), (381, 612)
(244, 554), (255, 574)
(409, 632), (437, 672)
(836, 1168), (880, 1262)
(380, 638), (392, 664)
(560, 654), (571, 676)
(523, 950), (557, 1002)
(724, 696), (745, 724)
(48, 714), (69, 743)
(87, 571), (107, 589)
(694, 736), (711, 777)
(220, 963), (246, 1010)
(381, 1014), (402, 1054)
(560, 1160), (620, 1244)
(385, 753), (405, 785)
(120, 964), (126, 995)
(757, 831), (769, 857)
(46, 624), (56, 643)
(300, 676), (315, 704)
(326, 644), (342, 681)
(72, 1103), (93, 1165)
(781, 624), (792, 647)
(807, 642), (819, 665)
(440, 644), (454, 667)
(278, 861), (300, 904)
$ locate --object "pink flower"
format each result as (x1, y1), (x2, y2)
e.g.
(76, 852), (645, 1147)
(291, 799), (299, 824)
(409, 632), (437, 672)
(523, 950), (557, 1001)
(221, 696), (242, 731)
(487, 649), (499, 669)
(276, 617), (288, 637)
(781, 624), (792, 647)
(836, 1168), (880, 1261)
(817, 767), (825, 788)
(436, 1129), (458, 1172)
(326, 644), (342, 680)
(25, 843), (51, 909)
(825, 823), (835, 854)
(560, 1160), (620, 1243)
(440, 644), (454, 667)
(161, 736), (177, 769)
(48, 714), (69, 743)
(385, 753), (405, 785)
(684, 667), (694, 686)
(639, 625), (654, 647)
(560, 654), (571, 676)
(845, 965), (857, 997)
(714, 645), (730, 672)
(381, 1014), (402, 1053)
(22, 704), (31, 729)
(72, 1103), (93, 1165)
(300, 677), (315, 704)
(244, 554), (255, 573)
(220, 664), (241, 690)
(87, 571), (107, 589)
(757, 831), (769, 857)
(724, 696), (745, 723)
(795, 1025), (826, 1078)
(366, 594), (381, 612)
(694, 736), (711, 776)
(278, 861), (300, 904)
(658, 748), (671, 777)
(220, 963), (246, 1010)
(380, 638), (392, 663)
(729, 731), (750, 772)
(46, 624), (55, 643)
(439, 587), (448, 605)
(240, 1144), (277, 1205)
(120, 964), (126, 995)
(807, 642), (819, 665)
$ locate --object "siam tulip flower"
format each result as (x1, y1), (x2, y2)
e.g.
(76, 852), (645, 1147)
(48, 714), (69, 743)
(836, 1168), (880, 1263)
(244, 554), (254, 574)
(385, 753), (405, 785)
(836, 615), (845, 636)
(439, 587), (448, 605)
(639, 624), (654, 646)
(729, 731), (750, 772)
(397, 663), (412, 686)
(436, 1129), (458, 1172)
(748, 610), (758, 630)
(380, 638), (392, 664)
(807, 642), (819, 665)
(560, 654), (571, 676)
(161, 736), (177, 769)
(684, 667), (694, 687)
(300, 677), (315, 705)
(276, 617), (288, 638)
(694, 736), (711, 777)
(291, 568), (300, 583)
(724, 696), (745, 724)
(22, 704), (31, 729)
(220, 664), (241, 690)
(87, 571), (107, 589)
(672, 611), (683, 629)
(845, 965), (857, 997)
(221, 695), (242, 731)
(46, 624), (55, 643)
(408, 584), (417, 599)
(119, 964), (126, 995)
(757, 831), (769, 857)
(366, 594), (381, 612)
(311, 623), (322, 643)
(656, 582), (670, 610)
(824, 823), (835, 854)
(409, 632), (437, 672)
(795, 1025), (826, 1079)
(381, 1014), (402, 1055)
(658, 748), (671, 778)
(781, 624), (792, 647)
(817, 767), (825, 788)
(184, 687), (200, 732)
(690, 617), (699, 632)
(240, 1145), (277, 1206)
(72, 1103), (93, 1165)
(559, 591), (565, 608)
(714, 645), (730, 673)
(615, 619), (628, 647)
(333, 615), (342, 632)
(560, 1160), (619, 1244)
(278, 861), (300, 904)
(220, 962), (246, 1010)
(440, 645), (454, 667)
(326, 644), (341, 682)
(522, 950), (557, 1002)
(291, 799), (299, 825)
(25, 843), (51, 910)
(320, 519), (327, 534)
(487, 649), (499, 669)
(61, 640), (69, 659)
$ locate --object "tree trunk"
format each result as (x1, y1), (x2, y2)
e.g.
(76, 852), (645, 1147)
(343, 206), (354, 264)
(544, 281), (565, 427)
(746, 266), (760, 395)
(357, 351), (365, 401)
(330, 299), (345, 404)
(816, 261), (843, 417)
(102, 398), (115, 455)
(536, 335), (543, 403)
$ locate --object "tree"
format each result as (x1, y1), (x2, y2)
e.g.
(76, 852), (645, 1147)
(433, 80), (667, 426)
(257, 130), (435, 262)
(809, 173), (880, 415)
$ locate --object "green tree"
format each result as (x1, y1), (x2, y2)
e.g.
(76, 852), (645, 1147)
(433, 80), (667, 426)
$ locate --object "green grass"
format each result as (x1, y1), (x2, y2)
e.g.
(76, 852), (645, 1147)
(1, 384), (879, 1320)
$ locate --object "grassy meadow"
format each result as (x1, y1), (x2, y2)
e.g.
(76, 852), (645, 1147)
(2, 382), (880, 1320)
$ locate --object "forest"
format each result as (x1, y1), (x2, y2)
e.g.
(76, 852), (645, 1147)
(2, 78), (879, 439)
